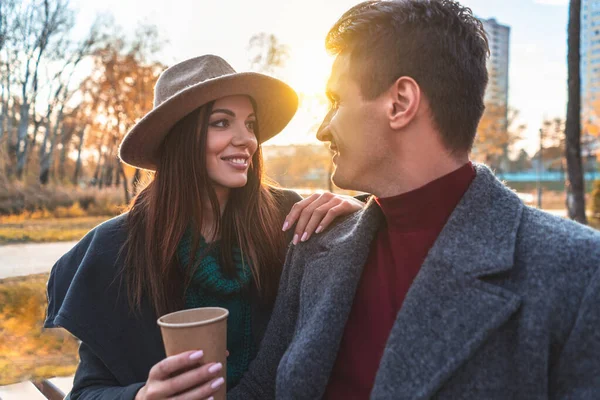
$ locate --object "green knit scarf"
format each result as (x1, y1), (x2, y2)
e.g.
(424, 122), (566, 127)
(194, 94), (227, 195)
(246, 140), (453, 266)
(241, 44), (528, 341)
(177, 230), (255, 389)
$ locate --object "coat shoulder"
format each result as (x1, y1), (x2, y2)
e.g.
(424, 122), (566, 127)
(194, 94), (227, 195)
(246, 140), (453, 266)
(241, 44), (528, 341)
(519, 206), (600, 269)
(512, 206), (600, 334)
(45, 213), (129, 329)
(268, 186), (303, 213)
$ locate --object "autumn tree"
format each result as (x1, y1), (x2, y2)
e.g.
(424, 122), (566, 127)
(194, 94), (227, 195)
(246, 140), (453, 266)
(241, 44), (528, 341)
(473, 104), (525, 172)
(78, 26), (164, 201)
(247, 33), (290, 76)
(12, 0), (74, 179)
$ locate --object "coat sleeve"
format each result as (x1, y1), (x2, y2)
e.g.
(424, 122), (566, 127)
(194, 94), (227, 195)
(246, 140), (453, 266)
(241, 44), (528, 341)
(550, 265), (600, 399)
(228, 243), (304, 399)
(68, 343), (145, 400)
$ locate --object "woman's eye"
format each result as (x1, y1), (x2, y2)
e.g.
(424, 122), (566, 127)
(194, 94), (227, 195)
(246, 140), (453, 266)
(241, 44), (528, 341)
(246, 121), (256, 132)
(210, 119), (229, 128)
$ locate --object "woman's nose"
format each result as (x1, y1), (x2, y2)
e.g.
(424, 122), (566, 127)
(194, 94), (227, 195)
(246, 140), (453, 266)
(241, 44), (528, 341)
(232, 122), (257, 146)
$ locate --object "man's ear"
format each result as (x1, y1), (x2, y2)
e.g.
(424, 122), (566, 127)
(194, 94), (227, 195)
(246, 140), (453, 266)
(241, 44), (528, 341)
(387, 76), (421, 130)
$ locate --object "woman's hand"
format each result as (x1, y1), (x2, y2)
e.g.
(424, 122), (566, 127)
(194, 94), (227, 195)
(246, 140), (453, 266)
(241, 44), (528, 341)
(135, 350), (224, 400)
(283, 192), (364, 245)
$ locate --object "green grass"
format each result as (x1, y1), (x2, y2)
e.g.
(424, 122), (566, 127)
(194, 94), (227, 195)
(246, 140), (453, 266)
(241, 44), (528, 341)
(0, 216), (110, 244)
(0, 273), (79, 385)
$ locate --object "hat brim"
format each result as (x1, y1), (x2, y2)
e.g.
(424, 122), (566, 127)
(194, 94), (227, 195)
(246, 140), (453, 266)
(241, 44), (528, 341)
(118, 72), (298, 171)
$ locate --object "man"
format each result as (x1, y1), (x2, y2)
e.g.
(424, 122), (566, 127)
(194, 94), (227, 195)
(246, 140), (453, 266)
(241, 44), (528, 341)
(229, 0), (600, 398)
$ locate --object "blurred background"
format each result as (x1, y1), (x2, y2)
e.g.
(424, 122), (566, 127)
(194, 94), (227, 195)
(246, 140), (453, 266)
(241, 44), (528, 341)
(1, 0), (599, 397)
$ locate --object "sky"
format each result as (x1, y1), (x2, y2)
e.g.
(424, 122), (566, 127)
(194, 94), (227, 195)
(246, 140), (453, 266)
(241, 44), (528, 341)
(69, 0), (571, 155)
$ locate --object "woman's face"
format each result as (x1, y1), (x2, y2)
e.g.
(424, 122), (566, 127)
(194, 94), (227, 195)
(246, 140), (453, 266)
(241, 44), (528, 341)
(205, 95), (259, 191)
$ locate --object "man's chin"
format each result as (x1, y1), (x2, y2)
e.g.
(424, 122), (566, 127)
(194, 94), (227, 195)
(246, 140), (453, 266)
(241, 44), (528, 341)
(331, 170), (352, 191)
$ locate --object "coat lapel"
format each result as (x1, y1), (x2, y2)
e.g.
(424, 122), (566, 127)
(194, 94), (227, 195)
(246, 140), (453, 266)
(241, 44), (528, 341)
(371, 165), (524, 400)
(289, 198), (385, 396)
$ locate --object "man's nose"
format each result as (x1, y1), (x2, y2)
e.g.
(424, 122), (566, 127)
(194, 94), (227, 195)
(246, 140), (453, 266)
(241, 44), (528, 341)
(316, 109), (335, 142)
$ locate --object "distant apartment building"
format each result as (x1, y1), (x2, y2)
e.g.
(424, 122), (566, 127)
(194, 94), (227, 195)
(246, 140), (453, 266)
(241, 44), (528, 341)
(580, 0), (600, 154)
(481, 18), (510, 111)
(473, 18), (511, 170)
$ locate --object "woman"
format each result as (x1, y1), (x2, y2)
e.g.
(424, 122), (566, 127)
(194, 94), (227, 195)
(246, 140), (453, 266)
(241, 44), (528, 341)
(44, 55), (362, 400)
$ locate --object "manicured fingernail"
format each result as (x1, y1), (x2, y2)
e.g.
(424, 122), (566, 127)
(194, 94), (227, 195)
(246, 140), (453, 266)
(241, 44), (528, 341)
(301, 232), (308, 242)
(189, 350), (203, 360)
(208, 363), (222, 374)
(208, 397), (214, 400)
(211, 377), (225, 389)
(282, 221), (289, 231)
(293, 234), (299, 245)
(316, 226), (323, 234)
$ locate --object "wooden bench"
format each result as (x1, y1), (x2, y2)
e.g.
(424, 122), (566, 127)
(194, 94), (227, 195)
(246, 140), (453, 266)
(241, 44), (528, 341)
(32, 379), (66, 400)
(0, 379), (68, 399)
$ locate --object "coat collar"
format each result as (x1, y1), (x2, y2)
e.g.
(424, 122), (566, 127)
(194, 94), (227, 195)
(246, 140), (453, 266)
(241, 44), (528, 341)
(308, 163), (524, 399)
(371, 164), (524, 399)
(319, 163), (523, 278)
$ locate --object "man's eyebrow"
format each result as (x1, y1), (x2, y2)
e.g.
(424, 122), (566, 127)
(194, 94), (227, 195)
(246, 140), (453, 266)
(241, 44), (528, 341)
(326, 89), (339, 99)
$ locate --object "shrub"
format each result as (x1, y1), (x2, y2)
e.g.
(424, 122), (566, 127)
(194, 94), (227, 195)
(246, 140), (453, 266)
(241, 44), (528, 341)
(0, 180), (125, 218)
(592, 180), (600, 221)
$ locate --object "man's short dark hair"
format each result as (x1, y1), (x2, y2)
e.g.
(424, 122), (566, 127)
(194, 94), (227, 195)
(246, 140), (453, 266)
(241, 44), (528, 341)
(326, 0), (489, 152)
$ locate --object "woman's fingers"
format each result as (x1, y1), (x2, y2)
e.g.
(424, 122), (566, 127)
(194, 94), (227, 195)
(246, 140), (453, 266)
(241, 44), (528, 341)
(162, 363), (224, 400)
(300, 203), (346, 242)
(293, 195), (364, 244)
(291, 194), (335, 243)
(149, 351), (205, 381)
(145, 351), (225, 399)
(282, 193), (324, 232)
(167, 375), (225, 400)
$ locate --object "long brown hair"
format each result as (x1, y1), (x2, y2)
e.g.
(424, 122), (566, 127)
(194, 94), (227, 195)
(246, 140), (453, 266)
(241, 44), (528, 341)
(122, 101), (287, 317)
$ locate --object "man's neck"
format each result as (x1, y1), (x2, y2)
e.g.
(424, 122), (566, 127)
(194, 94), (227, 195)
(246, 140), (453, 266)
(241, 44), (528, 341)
(370, 152), (470, 198)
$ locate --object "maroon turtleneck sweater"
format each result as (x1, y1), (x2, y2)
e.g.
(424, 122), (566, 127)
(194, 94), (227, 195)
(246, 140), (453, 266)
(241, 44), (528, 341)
(324, 162), (476, 399)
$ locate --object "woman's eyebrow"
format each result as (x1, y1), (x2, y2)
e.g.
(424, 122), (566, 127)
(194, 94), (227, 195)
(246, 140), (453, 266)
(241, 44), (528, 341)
(210, 109), (235, 117)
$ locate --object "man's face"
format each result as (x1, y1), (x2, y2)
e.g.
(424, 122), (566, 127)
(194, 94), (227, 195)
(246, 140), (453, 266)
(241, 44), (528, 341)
(317, 53), (387, 192)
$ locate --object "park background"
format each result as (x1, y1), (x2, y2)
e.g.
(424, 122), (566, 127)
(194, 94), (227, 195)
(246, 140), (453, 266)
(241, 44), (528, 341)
(1, 0), (599, 396)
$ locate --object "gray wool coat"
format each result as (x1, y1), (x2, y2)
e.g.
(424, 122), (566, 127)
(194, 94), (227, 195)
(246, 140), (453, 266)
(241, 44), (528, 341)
(229, 164), (600, 400)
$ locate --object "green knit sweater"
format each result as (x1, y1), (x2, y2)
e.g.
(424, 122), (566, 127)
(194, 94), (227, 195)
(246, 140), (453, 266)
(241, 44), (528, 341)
(177, 231), (255, 389)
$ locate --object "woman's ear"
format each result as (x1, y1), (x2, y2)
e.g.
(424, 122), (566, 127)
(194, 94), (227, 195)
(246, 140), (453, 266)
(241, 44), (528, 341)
(387, 76), (421, 130)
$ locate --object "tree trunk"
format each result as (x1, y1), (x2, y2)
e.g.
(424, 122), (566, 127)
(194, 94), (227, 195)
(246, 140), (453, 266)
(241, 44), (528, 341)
(39, 122), (60, 184)
(40, 102), (67, 184)
(115, 162), (121, 186)
(3, 62), (14, 176)
(58, 141), (67, 181)
(0, 74), (6, 144)
(105, 162), (114, 187)
(93, 146), (103, 187)
(565, 0), (587, 224)
(120, 164), (130, 204)
(5, 102), (15, 177)
(98, 155), (106, 189)
(15, 101), (30, 179)
(72, 127), (86, 185)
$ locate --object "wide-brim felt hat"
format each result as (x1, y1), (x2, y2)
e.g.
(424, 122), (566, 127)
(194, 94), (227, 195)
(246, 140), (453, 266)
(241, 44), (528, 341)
(118, 54), (298, 171)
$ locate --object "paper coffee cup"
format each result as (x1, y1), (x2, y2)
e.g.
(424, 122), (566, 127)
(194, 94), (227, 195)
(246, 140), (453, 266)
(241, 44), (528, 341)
(157, 307), (228, 400)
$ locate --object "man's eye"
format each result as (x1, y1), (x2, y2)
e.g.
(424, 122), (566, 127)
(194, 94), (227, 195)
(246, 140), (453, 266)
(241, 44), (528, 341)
(246, 121), (256, 132)
(210, 119), (229, 128)
(329, 98), (340, 110)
